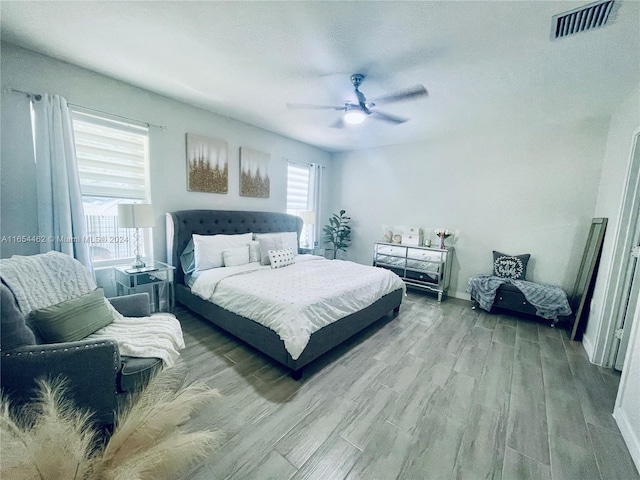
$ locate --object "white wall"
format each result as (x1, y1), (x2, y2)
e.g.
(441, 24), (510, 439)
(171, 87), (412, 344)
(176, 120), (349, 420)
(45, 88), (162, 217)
(330, 120), (609, 299)
(0, 43), (332, 292)
(584, 86), (640, 362)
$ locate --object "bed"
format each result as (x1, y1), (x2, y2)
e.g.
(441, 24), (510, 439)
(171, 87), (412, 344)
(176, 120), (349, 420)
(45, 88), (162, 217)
(166, 209), (404, 379)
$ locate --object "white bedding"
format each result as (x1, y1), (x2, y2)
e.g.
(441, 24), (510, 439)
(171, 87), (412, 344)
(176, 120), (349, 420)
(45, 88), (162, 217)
(190, 256), (405, 360)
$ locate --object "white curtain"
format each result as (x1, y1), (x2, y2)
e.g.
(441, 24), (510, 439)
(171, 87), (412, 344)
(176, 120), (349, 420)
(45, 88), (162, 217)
(32, 93), (92, 271)
(308, 163), (323, 247)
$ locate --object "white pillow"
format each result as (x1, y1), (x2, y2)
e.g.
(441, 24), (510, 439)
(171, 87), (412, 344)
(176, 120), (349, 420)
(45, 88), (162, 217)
(268, 248), (295, 269)
(223, 246), (250, 267)
(255, 232), (299, 265)
(192, 232), (253, 271)
(248, 240), (261, 263)
(256, 235), (282, 265)
(179, 239), (196, 274)
(280, 232), (299, 252)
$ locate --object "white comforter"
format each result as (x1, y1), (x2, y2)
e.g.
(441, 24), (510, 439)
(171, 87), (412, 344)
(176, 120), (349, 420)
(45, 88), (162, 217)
(191, 256), (405, 360)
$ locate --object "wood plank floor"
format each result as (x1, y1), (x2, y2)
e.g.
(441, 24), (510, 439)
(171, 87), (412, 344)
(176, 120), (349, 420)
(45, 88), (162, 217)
(174, 291), (639, 480)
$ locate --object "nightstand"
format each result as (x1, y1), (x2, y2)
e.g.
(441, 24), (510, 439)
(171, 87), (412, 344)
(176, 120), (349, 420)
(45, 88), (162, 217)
(113, 262), (175, 313)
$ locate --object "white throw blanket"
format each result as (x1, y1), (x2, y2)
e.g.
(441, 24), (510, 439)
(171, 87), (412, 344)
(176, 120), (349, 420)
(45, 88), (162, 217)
(0, 251), (184, 367)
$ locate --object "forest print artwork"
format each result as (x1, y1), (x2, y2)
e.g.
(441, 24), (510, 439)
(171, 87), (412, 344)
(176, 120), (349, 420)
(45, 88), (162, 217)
(186, 134), (228, 193)
(240, 147), (270, 198)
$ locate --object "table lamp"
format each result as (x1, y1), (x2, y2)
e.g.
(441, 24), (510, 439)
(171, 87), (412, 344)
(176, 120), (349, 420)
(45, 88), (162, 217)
(299, 210), (316, 248)
(118, 203), (155, 269)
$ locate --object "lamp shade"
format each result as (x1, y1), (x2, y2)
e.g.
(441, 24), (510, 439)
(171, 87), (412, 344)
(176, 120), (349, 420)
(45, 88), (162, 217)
(299, 210), (316, 225)
(118, 203), (155, 228)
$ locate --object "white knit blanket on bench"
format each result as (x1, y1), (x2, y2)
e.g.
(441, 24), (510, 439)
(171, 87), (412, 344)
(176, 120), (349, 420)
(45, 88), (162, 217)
(0, 251), (184, 367)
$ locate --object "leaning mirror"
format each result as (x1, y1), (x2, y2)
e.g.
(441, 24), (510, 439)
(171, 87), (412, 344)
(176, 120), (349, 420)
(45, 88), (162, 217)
(570, 217), (608, 341)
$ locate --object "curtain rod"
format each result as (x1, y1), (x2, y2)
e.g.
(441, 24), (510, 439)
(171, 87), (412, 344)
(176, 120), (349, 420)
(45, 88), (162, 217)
(8, 87), (167, 131)
(9, 87), (41, 101)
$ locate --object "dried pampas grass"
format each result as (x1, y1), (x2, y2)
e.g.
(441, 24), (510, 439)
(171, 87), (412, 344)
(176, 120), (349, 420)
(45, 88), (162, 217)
(1, 378), (96, 480)
(1, 368), (222, 480)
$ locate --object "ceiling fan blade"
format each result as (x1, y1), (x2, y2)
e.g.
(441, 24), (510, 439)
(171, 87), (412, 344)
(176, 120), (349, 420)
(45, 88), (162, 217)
(370, 110), (409, 124)
(370, 85), (428, 104)
(286, 102), (344, 110)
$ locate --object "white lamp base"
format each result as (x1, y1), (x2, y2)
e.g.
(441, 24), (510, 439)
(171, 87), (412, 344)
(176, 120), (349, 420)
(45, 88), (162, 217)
(131, 255), (146, 269)
(131, 227), (146, 269)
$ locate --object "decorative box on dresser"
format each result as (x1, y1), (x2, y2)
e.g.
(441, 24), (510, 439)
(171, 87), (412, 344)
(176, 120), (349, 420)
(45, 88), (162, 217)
(373, 242), (453, 301)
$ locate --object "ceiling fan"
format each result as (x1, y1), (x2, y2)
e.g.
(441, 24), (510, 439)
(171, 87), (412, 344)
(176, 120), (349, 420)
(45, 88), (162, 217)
(286, 74), (428, 128)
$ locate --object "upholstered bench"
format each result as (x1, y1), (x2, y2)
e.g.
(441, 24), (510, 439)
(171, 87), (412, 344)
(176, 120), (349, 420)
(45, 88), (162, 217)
(467, 251), (571, 327)
(490, 282), (538, 317)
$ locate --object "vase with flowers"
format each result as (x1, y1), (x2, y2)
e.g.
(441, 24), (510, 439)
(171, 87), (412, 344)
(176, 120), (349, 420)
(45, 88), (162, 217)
(434, 228), (453, 249)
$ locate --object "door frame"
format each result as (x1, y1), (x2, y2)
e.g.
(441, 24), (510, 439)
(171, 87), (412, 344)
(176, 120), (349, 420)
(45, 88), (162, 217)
(613, 249), (639, 370)
(592, 127), (640, 367)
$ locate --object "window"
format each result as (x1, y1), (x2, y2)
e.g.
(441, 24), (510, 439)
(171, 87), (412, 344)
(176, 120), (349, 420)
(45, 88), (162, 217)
(286, 163), (310, 215)
(287, 162), (319, 248)
(71, 110), (151, 265)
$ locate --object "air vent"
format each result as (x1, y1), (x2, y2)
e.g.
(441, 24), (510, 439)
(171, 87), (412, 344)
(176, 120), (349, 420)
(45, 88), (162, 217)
(551, 0), (617, 39)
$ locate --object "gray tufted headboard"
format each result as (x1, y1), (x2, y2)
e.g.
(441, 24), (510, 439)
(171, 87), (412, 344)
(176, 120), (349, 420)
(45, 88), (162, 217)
(166, 210), (303, 286)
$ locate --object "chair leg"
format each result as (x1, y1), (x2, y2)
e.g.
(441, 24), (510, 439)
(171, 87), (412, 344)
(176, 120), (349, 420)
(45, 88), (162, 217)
(291, 369), (302, 381)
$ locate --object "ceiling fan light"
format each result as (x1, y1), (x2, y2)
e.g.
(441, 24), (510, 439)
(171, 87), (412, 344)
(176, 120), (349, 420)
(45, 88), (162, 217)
(344, 109), (366, 125)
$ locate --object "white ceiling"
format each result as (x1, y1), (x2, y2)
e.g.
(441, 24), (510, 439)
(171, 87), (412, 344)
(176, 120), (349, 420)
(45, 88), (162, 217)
(2, 1), (639, 153)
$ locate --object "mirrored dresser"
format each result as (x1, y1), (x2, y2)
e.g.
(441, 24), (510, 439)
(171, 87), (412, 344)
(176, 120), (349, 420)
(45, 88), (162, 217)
(373, 242), (453, 301)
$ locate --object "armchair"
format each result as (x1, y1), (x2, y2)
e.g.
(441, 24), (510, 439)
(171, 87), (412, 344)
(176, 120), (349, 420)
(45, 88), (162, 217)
(1, 287), (162, 427)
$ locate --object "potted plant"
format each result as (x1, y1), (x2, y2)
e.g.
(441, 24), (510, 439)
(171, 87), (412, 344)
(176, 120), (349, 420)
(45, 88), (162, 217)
(323, 210), (351, 259)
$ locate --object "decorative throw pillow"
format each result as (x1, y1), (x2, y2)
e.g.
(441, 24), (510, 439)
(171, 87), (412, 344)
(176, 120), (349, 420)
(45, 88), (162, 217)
(248, 240), (261, 263)
(1, 282), (36, 350)
(222, 246), (250, 267)
(29, 288), (116, 343)
(192, 232), (253, 271)
(493, 251), (530, 280)
(268, 248), (296, 269)
(255, 232), (299, 265)
(256, 234), (283, 265)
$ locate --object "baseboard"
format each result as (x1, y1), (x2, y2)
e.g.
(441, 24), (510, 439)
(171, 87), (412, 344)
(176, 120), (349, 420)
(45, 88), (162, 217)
(582, 333), (596, 363)
(613, 406), (640, 473)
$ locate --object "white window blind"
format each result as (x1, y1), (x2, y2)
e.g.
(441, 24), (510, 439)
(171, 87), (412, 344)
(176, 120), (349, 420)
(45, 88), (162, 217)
(70, 110), (151, 265)
(72, 111), (148, 200)
(286, 163), (310, 214)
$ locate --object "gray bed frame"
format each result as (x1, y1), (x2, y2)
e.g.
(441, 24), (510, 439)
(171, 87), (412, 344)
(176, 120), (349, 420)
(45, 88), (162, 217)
(166, 209), (402, 379)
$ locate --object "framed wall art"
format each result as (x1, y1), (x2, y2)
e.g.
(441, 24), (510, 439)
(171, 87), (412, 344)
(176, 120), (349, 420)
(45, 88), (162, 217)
(240, 147), (270, 198)
(186, 133), (228, 194)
